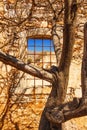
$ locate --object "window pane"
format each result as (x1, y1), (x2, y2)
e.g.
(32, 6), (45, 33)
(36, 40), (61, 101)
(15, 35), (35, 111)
(28, 39), (34, 46)
(28, 47), (34, 52)
(35, 46), (42, 52)
(43, 46), (50, 52)
(36, 39), (42, 46)
(35, 55), (42, 62)
(51, 40), (54, 46)
(51, 47), (54, 52)
(43, 39), (51, 46)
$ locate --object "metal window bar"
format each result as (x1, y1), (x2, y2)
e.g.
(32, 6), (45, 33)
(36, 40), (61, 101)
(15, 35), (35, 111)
(27, 38), (57, 100)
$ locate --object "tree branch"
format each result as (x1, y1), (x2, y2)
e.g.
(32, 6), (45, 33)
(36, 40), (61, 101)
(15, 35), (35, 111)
(0, 50), (53, 83)
(56, 0), (78, 102)
(44, 21), (87, 127)
(81, 22), (87, 102)
(48, 0), (64, 65)
(59, 0), (78, 73)
(46, 97), (87, 124)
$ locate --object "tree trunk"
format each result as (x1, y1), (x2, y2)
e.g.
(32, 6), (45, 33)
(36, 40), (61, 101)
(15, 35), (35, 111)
(39, 0), (78, 129)
(81, 22), (87, 103)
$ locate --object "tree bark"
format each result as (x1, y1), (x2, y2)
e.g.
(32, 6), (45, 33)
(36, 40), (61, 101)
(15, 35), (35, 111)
(39, 0), (78, 130)
(40, 8), (87, 129)
(0, 50), (53, 83)
(81, 22), (87, 103)
(39, 23), (87, 127)
(1, 0), (87, 130)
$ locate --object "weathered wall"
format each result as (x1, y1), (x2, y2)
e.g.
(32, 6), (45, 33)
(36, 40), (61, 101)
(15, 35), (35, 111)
(0, 0), (87, 130)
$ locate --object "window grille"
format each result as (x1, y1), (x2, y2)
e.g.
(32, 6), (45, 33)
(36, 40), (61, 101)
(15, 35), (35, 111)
(27, 38), (57, 100)
(27, 38), (56, 68)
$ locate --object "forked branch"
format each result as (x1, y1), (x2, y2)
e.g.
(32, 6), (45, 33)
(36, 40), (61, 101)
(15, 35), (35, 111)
(46, 97), (87, 124)
(45, 22), (87, 126)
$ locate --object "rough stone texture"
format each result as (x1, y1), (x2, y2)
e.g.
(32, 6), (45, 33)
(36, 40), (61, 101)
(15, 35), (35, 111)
(0, 0), (87, 130)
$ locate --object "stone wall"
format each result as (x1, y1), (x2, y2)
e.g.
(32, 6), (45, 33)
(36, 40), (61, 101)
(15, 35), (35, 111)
(0, 0), (87, 130)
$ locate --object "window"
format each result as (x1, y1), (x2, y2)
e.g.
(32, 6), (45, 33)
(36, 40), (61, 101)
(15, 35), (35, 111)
(27, 38), (56, 68)
(27, 38), (57, 99)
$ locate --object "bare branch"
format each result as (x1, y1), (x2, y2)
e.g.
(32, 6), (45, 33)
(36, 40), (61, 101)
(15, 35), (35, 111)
(59, 0), (78, 73)
(81, 22), (87, 102)
(0, 50), (53, 83)
(48, 0), (64, 65)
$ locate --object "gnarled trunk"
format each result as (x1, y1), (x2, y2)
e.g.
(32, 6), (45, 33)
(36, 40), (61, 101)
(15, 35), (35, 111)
(39, 0), (78, 129)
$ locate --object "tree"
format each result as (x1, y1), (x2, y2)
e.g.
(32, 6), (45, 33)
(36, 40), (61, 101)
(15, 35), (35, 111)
(0, 0), (87, 130)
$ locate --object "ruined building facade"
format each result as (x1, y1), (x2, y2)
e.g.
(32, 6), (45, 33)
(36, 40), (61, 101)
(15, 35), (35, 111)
(0, 0), (87, 130)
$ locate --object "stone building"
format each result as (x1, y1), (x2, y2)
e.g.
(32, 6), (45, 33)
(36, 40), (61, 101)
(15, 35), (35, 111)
(0, 0), (87, 130)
